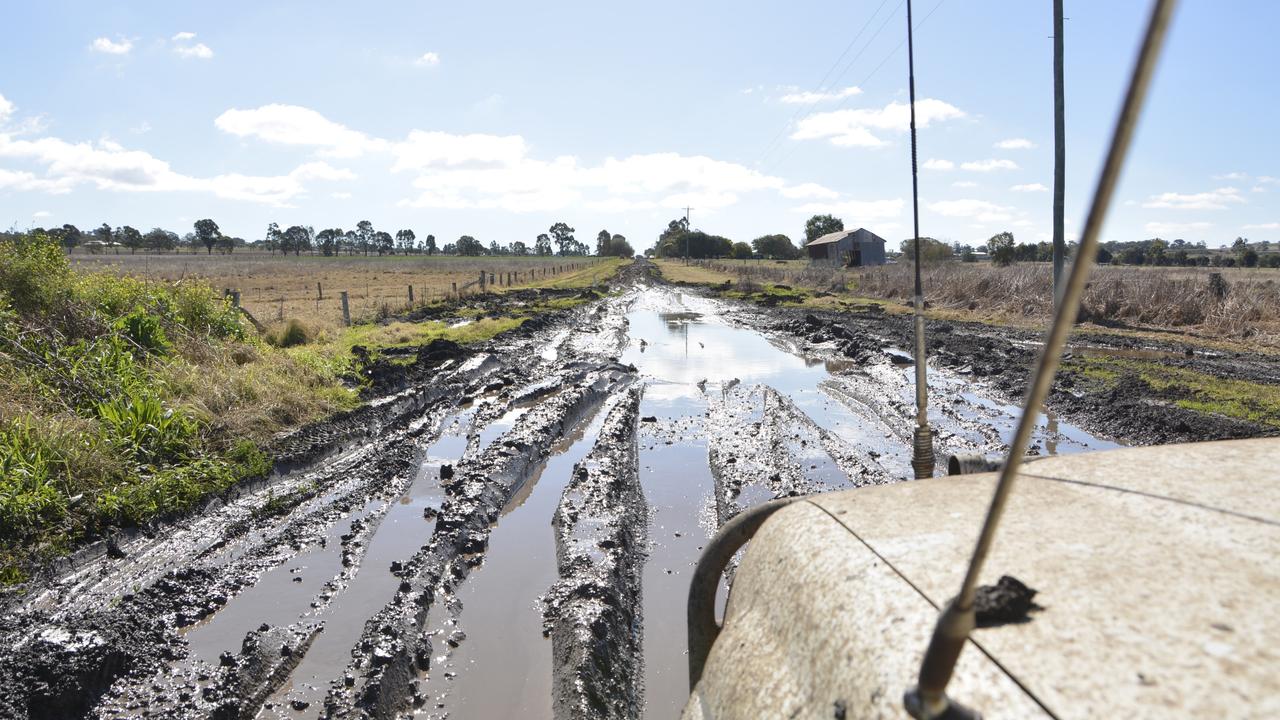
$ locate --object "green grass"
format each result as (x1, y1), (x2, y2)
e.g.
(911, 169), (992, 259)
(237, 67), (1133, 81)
(1064, 355), (1280, 429)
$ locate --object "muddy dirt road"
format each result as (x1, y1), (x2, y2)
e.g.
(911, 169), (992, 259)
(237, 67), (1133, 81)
(1, 260), (1245, 719)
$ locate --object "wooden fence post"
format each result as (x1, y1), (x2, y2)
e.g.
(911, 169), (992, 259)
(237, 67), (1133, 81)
(408, 285), (414, 304)
(452, 282), (458, 297)
(317, 281), (323, 300)
(340, 291), (351, 326)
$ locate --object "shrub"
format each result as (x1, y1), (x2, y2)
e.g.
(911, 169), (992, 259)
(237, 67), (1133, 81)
(116, 307), (172, 356)
(0, 234), (72, 316)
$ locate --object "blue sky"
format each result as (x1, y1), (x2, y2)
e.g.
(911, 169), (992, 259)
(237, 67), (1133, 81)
(1, 1), (1276, 250)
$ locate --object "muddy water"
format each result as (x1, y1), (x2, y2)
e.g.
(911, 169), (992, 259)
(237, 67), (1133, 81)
(422, 405), (611, 718)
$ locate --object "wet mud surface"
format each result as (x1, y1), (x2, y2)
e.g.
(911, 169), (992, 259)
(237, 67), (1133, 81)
(1, 259), (1273, 719)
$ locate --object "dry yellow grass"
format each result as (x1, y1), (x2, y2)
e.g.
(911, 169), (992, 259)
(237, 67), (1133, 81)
(71, 253), (617, 325)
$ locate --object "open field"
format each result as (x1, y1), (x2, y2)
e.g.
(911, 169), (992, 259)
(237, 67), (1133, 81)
(71, 253), (621, 327)
(658, 259), (1280, 351)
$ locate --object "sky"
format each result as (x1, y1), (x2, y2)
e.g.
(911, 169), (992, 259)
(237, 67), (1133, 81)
(1, 1), (1277, 251)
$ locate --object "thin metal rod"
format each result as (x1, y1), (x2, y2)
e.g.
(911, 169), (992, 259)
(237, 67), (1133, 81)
(906, 0), (934, 479)
(905, 1), (1178, 716)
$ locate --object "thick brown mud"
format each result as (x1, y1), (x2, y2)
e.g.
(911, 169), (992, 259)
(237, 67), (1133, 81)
(2, 259), (1270, 720)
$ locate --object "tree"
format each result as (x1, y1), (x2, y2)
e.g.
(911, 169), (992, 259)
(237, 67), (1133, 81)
(987, 231), (1016, 266)
(374, 231), (394, 255)
(608, 234), (634, 257)
(425, 234), (437, 256)
(511, 240), (529, 256)
(1096, 246), (1113, 264)
(441, 242), (457, 255)
(456, 235), (484, 256)
(216, 234), (236, 254)
(752, 234), (800, 259)
(316, 228), (341, 256)
(117, 225), (143, 254)
(283, 225), (312, 256)
(596, 229), (612, 256)
(355, 220), (374, 255)
(194, 219), (220, 255)
(535, 233), (553, 256)
(900, 237), (954, 263)
(549, 222), (576, 256)
(804, 214), (844, 244)
(143, 228), (178, 252)
(731, 241), (753, 259)
(654, 218), (690, 257)
(1241, 248), (1260, 268)
(396, 229), (416, 254)
(95, 223), (114, 249)
(1147, 238), (1167, 265)
(57, 224), (83, 251)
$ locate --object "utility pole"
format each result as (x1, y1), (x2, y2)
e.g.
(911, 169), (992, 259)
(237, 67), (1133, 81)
(683, 206), (693, 264)
(1052, 0), (1066, 307)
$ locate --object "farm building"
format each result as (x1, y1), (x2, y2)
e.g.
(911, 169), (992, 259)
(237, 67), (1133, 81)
(804, 228), (887, 266)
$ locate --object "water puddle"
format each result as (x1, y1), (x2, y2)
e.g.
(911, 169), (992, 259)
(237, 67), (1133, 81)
(419, 402), (611, 718)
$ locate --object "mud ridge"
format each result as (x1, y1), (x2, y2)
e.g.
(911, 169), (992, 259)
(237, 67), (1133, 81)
(543, 386), (647, 720)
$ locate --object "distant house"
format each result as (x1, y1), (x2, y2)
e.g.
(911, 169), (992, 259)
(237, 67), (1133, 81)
(804, 228), (887, 266)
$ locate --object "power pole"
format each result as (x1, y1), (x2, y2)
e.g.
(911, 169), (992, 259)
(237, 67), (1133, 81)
(683, 206), (693, 264)
(1052, 0), (1066, 307)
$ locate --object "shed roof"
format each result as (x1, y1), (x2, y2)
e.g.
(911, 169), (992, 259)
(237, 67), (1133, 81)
(806, 228), (886, 247)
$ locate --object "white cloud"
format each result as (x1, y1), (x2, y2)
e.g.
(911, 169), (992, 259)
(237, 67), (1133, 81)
(1258, 175), (1277, 184)
(215, 104), (385, 158)
(0, 94), (13, 123)
(922, 158), (953, 171)
(331, 191), (352, 200)
(1142, 186), (1245, 210)
(1010, 183), (1048, 192)
(928, 198), (1015, 222)
(174, 43), (213, 59)
(1253, 185), (1267, 193)
(1212, 171), (1248, 181)
(778, 86), (862, 104)
(0, 131), (350, 205)
(791, 98), (965, 147)
(172, 32), (196, 41)
(793, 197), (904, 219)
(1145, 221), (1212, 234)
(780, 182), (838, 200)
(1243, 222), (1279, 230)
(1012, 219), (1033, 227)
(131, 121), (152, 135)
(951, 180), (977, 188)
(960, 159), (1018, 172)
(995, 138), (1035, 150)
(392, 130), (525, 170)
(91, 37), (132, 55)
(32, 210), (51, 218)
(415, 52), (441, 67)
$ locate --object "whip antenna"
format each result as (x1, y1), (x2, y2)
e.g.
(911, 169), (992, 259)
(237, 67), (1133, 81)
(903, 1), (1177, 717)
(906, 0), (935, 480)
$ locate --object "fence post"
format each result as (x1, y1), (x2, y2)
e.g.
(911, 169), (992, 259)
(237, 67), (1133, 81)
(452, 281), (457, 297)
(489, 272), (495, 285)
(408, 285), (414, 304)
(340, 291), (351, 326)
(317, 281), (323, 300)
(480, 271), (486, 291)
(230, 290), (241, 307)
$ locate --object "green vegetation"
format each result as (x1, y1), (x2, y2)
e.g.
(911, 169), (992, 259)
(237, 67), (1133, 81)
(0, 233), (353, 580)
(1065, 355), (1280, 429)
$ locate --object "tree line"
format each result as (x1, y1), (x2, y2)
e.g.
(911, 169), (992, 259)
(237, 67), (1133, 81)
(25, 219), (637, 259)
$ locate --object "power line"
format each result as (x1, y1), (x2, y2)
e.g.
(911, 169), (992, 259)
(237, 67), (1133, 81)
(763, 0), (949, 176)
(754, 0), (895, 168)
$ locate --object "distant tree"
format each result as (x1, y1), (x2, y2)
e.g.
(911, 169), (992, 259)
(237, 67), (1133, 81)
(194, 218), (220, 255)
(1241, 248), (1260, 268)
(58, 224), (83, 251)
(264, 222), (282, 255)
(549, 222), (576, 256)
(804, 214), (844, 245)
(899, 237), (953, 263)
(986, 231), (1016, 266)
(316, 228), (340, 256)
(731, 241), (753, 259)
(1096, 246), (1113, 264)
(342, 230), (357, 255)
(961, 246), (977, 263)
(95, 223), (114, 251)
(456, 235), (484, 256)
(535, 233), (553, 256)
(596, 229), (612, 256)
(355, 220), (374, 255)
(374, 230), (394, 255)
(511, 240), (529, 256)
(1147, 238), (1168, 265)
(283, 225), (312, 256)
(182, 232), (199, 253)
(114, 225), (142, 254)
(608, 234), (634, 257)
(1120, 246), (1146, 265)
(216, 234), (236, 254)
(654, 218), (691, 257)
(396, 229), (416, 254)
(751, 234), (800, 259)
(144, 227), (178, 252)
(425, 234), (437, 256)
